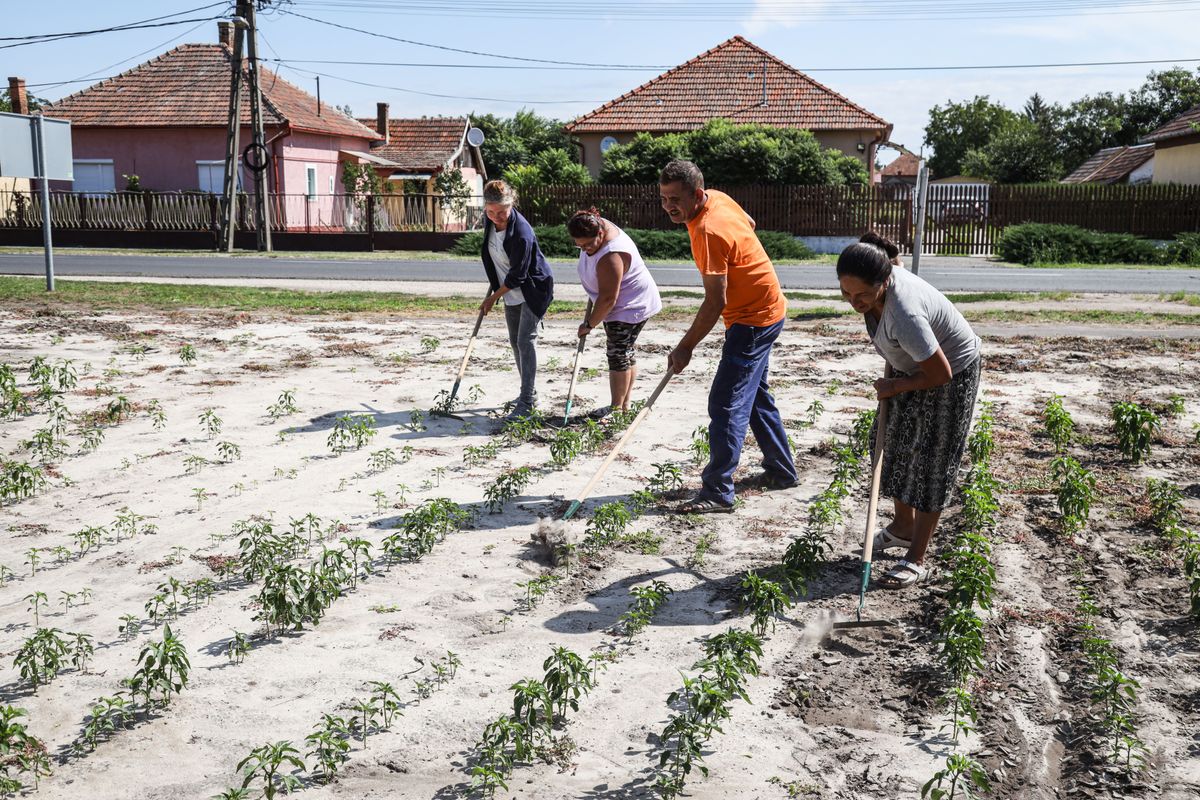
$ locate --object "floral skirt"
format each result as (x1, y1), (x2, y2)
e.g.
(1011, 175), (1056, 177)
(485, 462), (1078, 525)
(871, 357), (981, 513)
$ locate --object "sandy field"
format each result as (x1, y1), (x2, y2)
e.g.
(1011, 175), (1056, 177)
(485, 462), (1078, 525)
(0, 290), (1197, 800)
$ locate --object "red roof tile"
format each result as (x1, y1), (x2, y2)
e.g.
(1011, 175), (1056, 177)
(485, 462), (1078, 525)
(565, 36), (889, 134)
(1141, 103), (1200, 143)
(356, 116), (467, 172)
(1062, 144), (1154, 183)
(44, 44), (379, 141)
(880, 152), (920, 177)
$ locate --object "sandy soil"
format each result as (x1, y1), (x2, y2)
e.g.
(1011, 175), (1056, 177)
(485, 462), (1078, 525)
(0, 297), (1197, 800)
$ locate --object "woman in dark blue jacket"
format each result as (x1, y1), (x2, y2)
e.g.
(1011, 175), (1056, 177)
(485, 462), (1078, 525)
(479, 179), (555, 419)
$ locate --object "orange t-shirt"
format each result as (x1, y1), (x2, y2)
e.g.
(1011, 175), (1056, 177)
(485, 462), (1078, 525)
(686, 190), (787, 328)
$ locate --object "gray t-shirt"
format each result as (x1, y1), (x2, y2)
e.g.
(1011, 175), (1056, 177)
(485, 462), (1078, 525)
(865, 267), (980, 375)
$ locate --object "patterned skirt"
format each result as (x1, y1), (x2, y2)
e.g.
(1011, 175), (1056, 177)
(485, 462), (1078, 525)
(872, 357), (982, 513)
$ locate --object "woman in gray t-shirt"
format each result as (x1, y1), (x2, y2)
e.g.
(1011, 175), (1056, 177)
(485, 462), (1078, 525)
(837, 238), (982, 589)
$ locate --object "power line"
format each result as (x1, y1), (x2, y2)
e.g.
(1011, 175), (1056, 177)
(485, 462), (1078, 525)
(278, 9), (672, 68)
(267, 55), (1200, 74)
(291, 0), (1200, 22)
(0, 4), (231, 51)
(278, 63), (604, 104)
(26, 19), (218, 93)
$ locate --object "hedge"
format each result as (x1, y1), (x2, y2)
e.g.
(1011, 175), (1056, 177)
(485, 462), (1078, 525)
(449, 225), (815, 261)
(995, 223), (1200, 265)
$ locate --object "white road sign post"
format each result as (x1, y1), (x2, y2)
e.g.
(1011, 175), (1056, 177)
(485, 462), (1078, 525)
(0, 112), (73, 291)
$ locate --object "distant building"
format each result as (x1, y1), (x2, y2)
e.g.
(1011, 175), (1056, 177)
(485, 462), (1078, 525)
(564, 36), (891, 180)
(1061, 144), (1155, 185)
(879, 151), (920, 188)
(1142, 104), (1200, 185)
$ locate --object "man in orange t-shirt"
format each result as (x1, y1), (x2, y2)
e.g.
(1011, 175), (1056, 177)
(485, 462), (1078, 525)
(660, 159), (797, 513)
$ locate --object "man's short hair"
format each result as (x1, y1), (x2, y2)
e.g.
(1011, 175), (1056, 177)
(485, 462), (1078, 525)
(659, 159), (705, 192)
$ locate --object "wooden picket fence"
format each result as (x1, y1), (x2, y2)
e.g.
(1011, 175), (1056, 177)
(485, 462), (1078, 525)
(2, 183), (1198, 255)
(522, 182), (1200, 255)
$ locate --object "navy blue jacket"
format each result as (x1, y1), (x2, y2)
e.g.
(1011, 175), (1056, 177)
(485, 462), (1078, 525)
(480, 208), (554, 319)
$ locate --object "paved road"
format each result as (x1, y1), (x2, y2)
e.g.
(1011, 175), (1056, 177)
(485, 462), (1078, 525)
(1, 252), (1198, 293)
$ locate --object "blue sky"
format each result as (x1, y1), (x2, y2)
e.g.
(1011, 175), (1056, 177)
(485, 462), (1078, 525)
(6, 1), (1200, 162)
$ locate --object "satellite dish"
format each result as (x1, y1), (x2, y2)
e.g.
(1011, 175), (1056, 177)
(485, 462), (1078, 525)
(600, 136), (619, 153)
(466, 127), (485, 147)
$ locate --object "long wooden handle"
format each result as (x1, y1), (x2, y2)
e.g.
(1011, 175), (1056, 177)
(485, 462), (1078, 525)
(570, 370), (673, 505)
(449, 299), (489, 396)
(562, 300), (594, 419)
(860, 363), (894, 565)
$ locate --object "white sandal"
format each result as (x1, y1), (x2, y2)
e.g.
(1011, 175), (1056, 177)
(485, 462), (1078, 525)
(872, 527), (913, 553)
(877, 559), (933, 589)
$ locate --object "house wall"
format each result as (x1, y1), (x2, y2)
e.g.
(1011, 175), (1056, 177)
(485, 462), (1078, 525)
(1128, 157), (1154, 185)
(574, 128), (876, 178)
(1152, 138), (1200, 185)
(54, 126), (273, 192)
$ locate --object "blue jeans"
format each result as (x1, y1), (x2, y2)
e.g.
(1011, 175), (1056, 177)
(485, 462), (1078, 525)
(701, 319), (797, 505)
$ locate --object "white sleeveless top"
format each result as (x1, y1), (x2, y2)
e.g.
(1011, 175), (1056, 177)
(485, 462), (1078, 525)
(576, 226), (662, 324)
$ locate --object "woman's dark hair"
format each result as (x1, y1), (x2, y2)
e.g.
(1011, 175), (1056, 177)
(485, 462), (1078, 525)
(567, 207), (603, 238)
(859, 230), (899, 260)
(837, 242), (894, 285)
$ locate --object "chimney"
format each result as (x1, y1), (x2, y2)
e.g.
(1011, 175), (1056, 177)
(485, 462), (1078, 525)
(376, 102), (389, 144)
(7, 77), (28, 115)
(218, 21), (235, 49)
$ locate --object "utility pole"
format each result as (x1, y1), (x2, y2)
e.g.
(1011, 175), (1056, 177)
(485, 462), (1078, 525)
(244, 0), (272, 251)
(219, 16), (246, 252)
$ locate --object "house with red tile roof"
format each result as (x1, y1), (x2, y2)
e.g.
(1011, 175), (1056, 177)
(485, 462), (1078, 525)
(1061, 144), (1155, 185)
(1141, 104), (1200, 185)
(879, 151), (921, 187)
(354, 105), (484, 231)
(564, 36), (891, 180)
(40, 22), (380, 227)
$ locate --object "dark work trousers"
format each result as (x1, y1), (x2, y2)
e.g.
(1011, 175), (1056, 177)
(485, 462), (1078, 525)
(700, 318), (797, 505)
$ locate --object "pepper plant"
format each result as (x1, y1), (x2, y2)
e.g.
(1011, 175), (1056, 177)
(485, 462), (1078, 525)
(1041, 394), (1075, 453)
(13, 628), (72, 690)
(483, 466), (534, 513)
(1050, 455), (1096, 535)
(305, 714), (351, 784)
(738, 572), (791, 636)
(126, 623), (190, 707)
(237, 741), (306, 800)
(619, 580), (673, 639)
(542, 647), (597, 722)
(1111, 400), (1159, 463)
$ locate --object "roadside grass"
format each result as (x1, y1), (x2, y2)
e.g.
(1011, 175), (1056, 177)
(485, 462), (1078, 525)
(1026, 261), (1200, 270)
(0, 277), (1194, 327)
(1159, 291), (1200, 307)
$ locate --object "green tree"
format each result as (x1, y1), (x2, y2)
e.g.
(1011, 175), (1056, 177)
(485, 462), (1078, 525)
(469, 109), (572, 179)
(962, 117), (1062, 184)
(923, 96), (1017, 178)
(599, 119), (867, 186)
(0, 88), (45, 113)
(531, 148), (590, 185)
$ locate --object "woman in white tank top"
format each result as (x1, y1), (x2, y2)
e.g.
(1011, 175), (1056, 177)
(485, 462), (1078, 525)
(567, 208), (662, 416)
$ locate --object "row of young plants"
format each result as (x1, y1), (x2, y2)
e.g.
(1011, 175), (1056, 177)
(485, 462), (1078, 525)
(1143, 477), (1200, 619)
(1044, 396), (1154, 780)
(921, 402), (998, 800)
(213, 652), (462, 799)
(469, 569), (677, 799)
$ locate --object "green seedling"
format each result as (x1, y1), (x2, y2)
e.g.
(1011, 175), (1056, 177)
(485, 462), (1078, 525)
(228, 632), (249, 665)
(349, 696), (382, 746)
(689, 425), (710, 465)
(147, 399), (167, 430)
(518, 573), (562, 610)
(179, 343), (197, 365)
(327, 413), (377, 453)
(14, 627), (72, 689)
(1050, 455), (1096, 535)
(0, 705), (48, 793)
(192, 487), (211, 512)
(542, 646), (597, 722)
(407, 408), (426, 432)
(483, 466), (534, 513)
(368, 680), (404, 728)
(583, 502), (632, 551)
(216, 441), (241, 462)
(420, 335), (441, 353)
(1, 461), (47, 504)
(25, 592), (47, 627)
(198, 408), (223, 438)
(619, 581), (673, 639)
(126, 623), (190, 707)
(306, 714), (351, 784)
(648, 461), (684, 494)
(1145, 477), (1184, 531)
(804, 398), (824, 427)
(688, 530), (717, 570)
(79, 426), (105, 454)
(267, 389), (300, 419)
(739, 572), (791, 636)
(71, 632), (94, 673)
(1111, 400), (1159, 463)
(237, 741), (306, 800)
(921, 753), (990, 800)
(1042, 394), (1075, 453)
(106, 395), (133, 424)
(369, 448), (398, 472)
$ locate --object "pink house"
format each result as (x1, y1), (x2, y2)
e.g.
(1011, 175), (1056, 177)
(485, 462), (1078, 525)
(41, 23), (381, 229)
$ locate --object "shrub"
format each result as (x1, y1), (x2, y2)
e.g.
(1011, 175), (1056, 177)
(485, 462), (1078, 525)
(451, 226), (813, 262)
(994, 223), (1179, 266)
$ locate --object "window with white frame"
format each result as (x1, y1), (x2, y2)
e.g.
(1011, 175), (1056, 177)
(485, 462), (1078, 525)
(197, 161), (224, 193)
(72, 160), (115, 194)
(305, 165), (318, 201)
